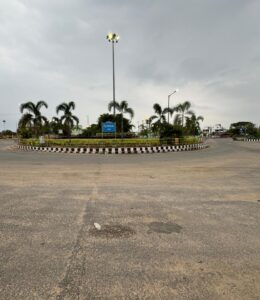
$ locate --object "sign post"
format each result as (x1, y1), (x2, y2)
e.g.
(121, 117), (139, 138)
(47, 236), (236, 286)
(102, 121), (116, 138)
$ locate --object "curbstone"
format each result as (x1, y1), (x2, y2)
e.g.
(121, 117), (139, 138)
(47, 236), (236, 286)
(17, 143), (209, 155)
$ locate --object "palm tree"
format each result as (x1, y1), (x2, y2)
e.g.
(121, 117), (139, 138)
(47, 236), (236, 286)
(173, 114), (182, 126)
(49, 117), (62, 135)
(186, 113), (204, 135)
(19, 101), (48, 136)
(164, 106), (177, 124)
(52, 117), (61, 124)
(149, 103), (168, 134)
(108, 100), (134, 137)
(174, 101), (194, 127)
(56, 101), (79, 136)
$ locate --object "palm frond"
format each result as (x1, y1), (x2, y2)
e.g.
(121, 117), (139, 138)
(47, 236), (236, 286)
(20, 101), (35, 114)
(36, 100), (48, 111)
(68, 101), (76, 110)
(161, 114), (166, 123)
(18, 113), (33, 127)
(108, 100), (119, 112)
(72, 115), (79, 125)
(162, 107), (172, 115)
(119, 100), (128, 110)
(186, 109), (194, 116)
(153, 103), (162, 115)
(60, 115), (67, 123)
(125, 107), (134, 119)
(52, 117), (60, 123)
(173, 114), (182, 125)
(174, 103), (183, 113)
(56, 103), (67, 114)
(108, 101), (114, 112)
(183, 101), (191, 110)
(40, 116), (48, 125)
(149, 115), (158, 123)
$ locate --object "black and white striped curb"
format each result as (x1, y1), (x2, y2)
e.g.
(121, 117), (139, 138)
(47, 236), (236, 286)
(18, 143), (209, 154)
(243, 139), (260, 142)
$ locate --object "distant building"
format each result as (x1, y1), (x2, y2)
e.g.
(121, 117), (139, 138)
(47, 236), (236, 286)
(203, 126), (212, 136)
(212, 124), (225, 135)
(203, 124), (226, 136)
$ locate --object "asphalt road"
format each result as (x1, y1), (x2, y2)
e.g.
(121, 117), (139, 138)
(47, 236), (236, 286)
(0, 139), (259, 300)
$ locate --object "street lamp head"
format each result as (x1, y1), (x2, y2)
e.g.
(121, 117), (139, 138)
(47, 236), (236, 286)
(106, 32), (120, 43)
(106, 32), (113, 40)
(175, 88), (179, 93)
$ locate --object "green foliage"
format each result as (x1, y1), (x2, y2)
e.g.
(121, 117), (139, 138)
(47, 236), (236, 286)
(80, 124), (99, 137)
(56, 101), (79, 136)
(18, 100), (48, 137)
(21, 136), (200, 147)
(174, 101), (193, 127)
(0, 130), (16, 138)
(148, 101), (204, 138)
(17, 127), (33, 138)
(97, 113), (134, 133)
(229, 121), (258, 137)
(108, 100), (134, 118)
(159, 123), (183, 139)
(185, 113), (204, 135)
(139, 126), (150, 138)
(48, 117), (62, 135)
(149, 103), (168, 134)
(108, 100), (134, 137)
(22, 138), (160, 147)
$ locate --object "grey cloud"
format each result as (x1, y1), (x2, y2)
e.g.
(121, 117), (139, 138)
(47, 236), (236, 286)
(0, 0), (260, 130)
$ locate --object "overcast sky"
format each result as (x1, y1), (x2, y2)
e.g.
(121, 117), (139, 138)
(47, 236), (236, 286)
(0, 0), (259, 131)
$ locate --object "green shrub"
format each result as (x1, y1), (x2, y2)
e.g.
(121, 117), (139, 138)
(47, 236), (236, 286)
(20, 136), (201, 147)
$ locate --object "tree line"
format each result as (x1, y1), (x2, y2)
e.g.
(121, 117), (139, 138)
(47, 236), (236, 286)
(18, 101), (79, 138)
(229, 121), (260, 138)
(18, 99), (204, 138)
(144, 101), (204, 138)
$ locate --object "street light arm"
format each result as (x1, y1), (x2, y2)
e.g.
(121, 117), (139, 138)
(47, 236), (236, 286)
(168, 90), (177, 97)
(167, 89), (179, 123)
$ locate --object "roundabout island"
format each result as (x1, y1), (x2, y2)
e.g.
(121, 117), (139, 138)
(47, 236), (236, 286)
(18, 137), (209, 154)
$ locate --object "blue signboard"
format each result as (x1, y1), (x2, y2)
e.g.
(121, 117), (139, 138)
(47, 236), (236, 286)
(102, 121), (116, 133)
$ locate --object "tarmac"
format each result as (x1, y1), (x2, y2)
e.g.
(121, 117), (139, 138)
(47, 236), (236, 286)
(0, 138), (259, 299)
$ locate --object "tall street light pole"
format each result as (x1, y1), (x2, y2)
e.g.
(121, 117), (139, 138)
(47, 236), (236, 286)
(3, 120), (6, 131)
(106, 32), (120, 117)
(168, 89), (179, 123)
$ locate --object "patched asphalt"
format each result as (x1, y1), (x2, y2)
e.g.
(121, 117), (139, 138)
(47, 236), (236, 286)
(0, 138), (259, 299)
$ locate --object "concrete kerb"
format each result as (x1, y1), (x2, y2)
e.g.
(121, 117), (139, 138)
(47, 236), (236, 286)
(244, 139), (260, 142)
(17, 143), (209, 154)
(234, 138), (260, 142)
